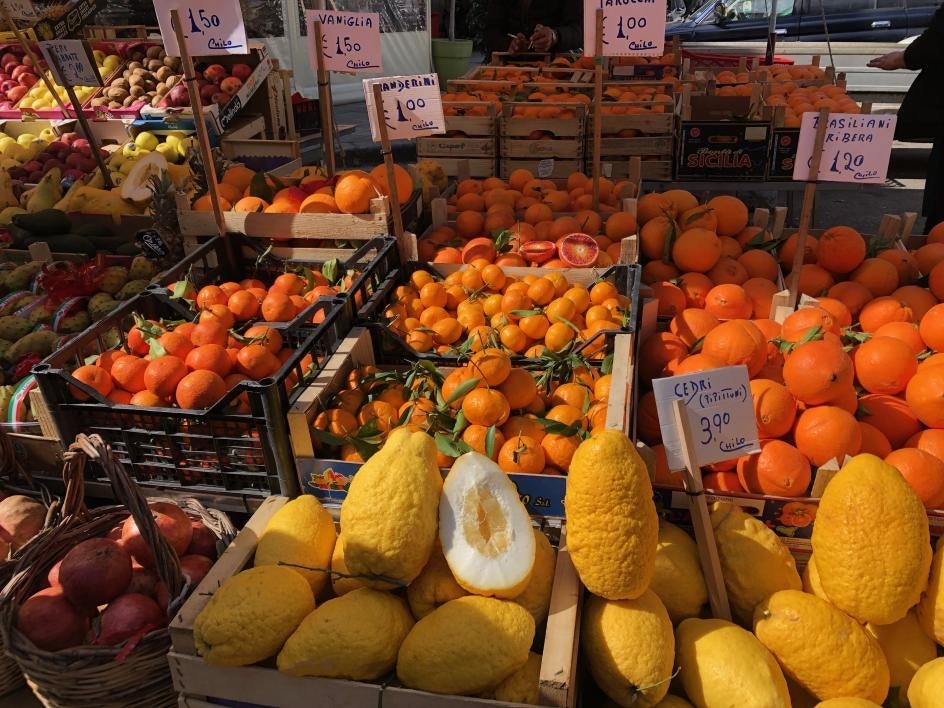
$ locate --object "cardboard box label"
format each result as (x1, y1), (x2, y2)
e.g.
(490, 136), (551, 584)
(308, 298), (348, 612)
(155, 0), (249, 57)
(678, 121), (770, 179)
(652, 365), (760, 470)
(793, 112), (896, 183)
(305, 10), (381, 73)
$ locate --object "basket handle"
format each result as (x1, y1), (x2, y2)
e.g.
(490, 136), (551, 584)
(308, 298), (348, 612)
(72, 434), (184, 605)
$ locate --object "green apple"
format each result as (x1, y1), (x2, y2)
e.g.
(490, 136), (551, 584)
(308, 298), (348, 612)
(122, 143), (141, 159)
(176, 137), (198, 158)
(16, 133), (34, 147)
(38, 128), (55, 142)
(134, 131), (159, 151)
(155, 142), (179, 163)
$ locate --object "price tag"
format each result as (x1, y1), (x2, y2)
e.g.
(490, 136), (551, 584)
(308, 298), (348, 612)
(135, 230), (168, 259)
(2, 0), (38, 21)
(364, 74), (445, 142)
(652, 365), (759, 470)
(38, 40), (101, 87)
(537, 158), (554, 178)
(584, 1), (666, 57)
(305, 10), (381, 73)
(793, 112), (896, 184)
(602, 162), (613, 178)
(154, 0), (248, 57)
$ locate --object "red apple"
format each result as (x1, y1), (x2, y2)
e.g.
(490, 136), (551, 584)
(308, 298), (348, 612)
(7, 85), (26, 103)
(18, 74), (37, 88)
(219, 77), (242, 95)
(230, 63), (252, 81)
(202, 64), (228, 83)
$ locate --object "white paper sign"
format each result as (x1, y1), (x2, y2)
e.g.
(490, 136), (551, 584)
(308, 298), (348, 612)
(305, 10), (381, 73)
(793, 112), (896, 184)
(537, 158), (554, 178)
(3, 0), (38, 21)
(652, 365), (760, 470)
(39, 40), (101, 87)
(584, 0), (666, 57)
(364, 74), (446, 142)
(154, 0), (248, 57)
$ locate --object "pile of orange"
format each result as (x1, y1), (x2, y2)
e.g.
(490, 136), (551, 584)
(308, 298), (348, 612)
(312, 348), (611, 475)
(419, 170), (638, 266)
(639, 216), (944, 511)
(70, 312), (309, 411)
(192, 164), (413, 215)
(765, 84), (860, 127)
(382, 265), (629, 358)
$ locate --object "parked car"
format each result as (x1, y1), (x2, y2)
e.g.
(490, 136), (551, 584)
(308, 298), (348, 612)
(667, 0), (938, 42)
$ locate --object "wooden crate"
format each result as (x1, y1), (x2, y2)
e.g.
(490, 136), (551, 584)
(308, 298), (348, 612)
(416, 156), (496, 178)
(499, 158), (583, 180)
(602, 158), (673, 182)
(169, 495), (584, 708)
(501, 103), (587, 139)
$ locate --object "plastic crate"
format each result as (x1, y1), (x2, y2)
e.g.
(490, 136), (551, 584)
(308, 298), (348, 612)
(150, 234), (400, 328)
(292, 95), (321, 134)
(31, 293), (351, 498)
(356, 262), (641, 367)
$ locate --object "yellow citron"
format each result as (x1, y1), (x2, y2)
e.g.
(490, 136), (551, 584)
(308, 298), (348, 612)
(406, 542), (468, 620)
(865, 610), (936, 699)
(653, 698), (694, 708)
(753, 589), (889, 703)
(812, 454), (931, 625)
(917, 535), (944, 644)
(511, 529), (557, 626)
(277, 588), (414, 680)
(340, 429), (442, 587)
(193, 566), (314, 666)
(439, 452), (535, 598)
(396, 596), (534, 695)
(814, 700), (881, 708)
(710, 501), (801, 626)
(676, 617), (790, 708)
(582, 590), (675, 707)
(565, 430), (658, 600)
(486, 652), (542, 704)
(330, 535), (373, 596)
(802, 555), (828, 600)
(254, 496), (336, 596)
(908, 657), (944, 708)
(650, 520), (708, 624)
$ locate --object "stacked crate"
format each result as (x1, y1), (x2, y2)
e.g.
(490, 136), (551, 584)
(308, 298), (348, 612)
(499, 102), (587, 179)
(416, 101), (499, 177)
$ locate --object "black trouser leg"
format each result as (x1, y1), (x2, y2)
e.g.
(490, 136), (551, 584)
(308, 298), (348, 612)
(926, 136), (944, 232)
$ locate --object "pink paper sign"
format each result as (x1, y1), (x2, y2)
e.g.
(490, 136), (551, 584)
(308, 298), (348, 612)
(792, 112), (897, 183)
(364, 74), (446, 143)
(305, 10), (382, 74)
(584, 0), (666, 57)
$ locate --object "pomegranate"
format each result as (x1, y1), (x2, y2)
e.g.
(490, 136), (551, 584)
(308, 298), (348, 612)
(59, 538), (132, 609)
(186, 520), (217, 559)
(120, 502), (193, 568)
(180, 555), (214, 587)
(126, 563), (158, 598)
(94, 593), (165, 646)
(17, 587), (89, 650)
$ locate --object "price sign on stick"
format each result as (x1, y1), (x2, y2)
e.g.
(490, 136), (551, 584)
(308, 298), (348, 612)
(793, 112), (896, 183)
(2, 0), (38, 22)
(364, 74), (445, 142)
(154, 0), (248, 57)
(304, 10), (381, 73)
(583, 0), (666, 56)
(652, 365), (760, 470)
(38, 40), (101, 87)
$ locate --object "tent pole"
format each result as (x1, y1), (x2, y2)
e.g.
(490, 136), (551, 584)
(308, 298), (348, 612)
(765, 0), (779, 64)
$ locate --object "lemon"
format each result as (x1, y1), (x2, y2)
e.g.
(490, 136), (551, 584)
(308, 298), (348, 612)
(917, 535), (944, 644)
(650, 520), (708, 624)
(908, 658), (944, 708)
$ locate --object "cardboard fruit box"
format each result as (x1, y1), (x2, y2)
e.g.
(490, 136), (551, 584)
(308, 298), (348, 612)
(168, 495), (583, 708)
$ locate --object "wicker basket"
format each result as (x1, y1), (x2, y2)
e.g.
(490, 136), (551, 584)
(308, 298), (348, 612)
(0, 434), (236, 708)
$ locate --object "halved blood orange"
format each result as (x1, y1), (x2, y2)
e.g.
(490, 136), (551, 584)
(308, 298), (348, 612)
(519, 240), (557, 264)
(558, 233), (600, 267)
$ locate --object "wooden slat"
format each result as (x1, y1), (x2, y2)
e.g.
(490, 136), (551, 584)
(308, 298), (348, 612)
(501, 138), (585, 159)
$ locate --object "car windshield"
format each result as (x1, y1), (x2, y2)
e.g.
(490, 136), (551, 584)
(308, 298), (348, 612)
(689, 0), (793, 22)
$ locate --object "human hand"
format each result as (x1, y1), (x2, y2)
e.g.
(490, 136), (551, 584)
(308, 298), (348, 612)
(530, 24), (557, 52)
(868, 50), (906, 70)
(508, 32), (528, 53)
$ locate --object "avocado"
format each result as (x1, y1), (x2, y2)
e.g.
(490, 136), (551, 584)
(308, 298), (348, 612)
(11, 209), (72, 236)
(6, 224), (34, 247)
(115, 242), (142, 256)
(43, 234), (96, 256)
(86, 235), (130, 252)
(72, 222), (113, 239)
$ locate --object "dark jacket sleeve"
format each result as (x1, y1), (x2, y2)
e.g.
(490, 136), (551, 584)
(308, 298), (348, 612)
(554, 1), (584, 52)
(904, 4), (944, 70)
(486, 0), (510, 56)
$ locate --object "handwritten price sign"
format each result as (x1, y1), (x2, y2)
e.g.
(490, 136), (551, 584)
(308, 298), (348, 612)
(39, 39), (101, 87)
(584, 0), (666, 57)
(364, 74), (445, 142)
(793, 112), (896, 183)
(154, 0), (248, 57)
(305, 10), (381, 73)
(2, 0), (38, 21)
(652, 365), (760, 470)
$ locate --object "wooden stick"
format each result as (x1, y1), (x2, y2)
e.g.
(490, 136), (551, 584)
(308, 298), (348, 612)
(370, 82), (405, 254)
(591, 9), (604, 212)
(671, 398), (732, 621)
(46, 53), (112, 189)
(0, 6), (70, 116)
(788, 107), (830, 310)
(171, 8), (224, 237)
(313, 21), (337, 176)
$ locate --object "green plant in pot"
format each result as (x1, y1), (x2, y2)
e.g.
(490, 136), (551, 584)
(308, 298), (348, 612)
(432, 0), (474, 83)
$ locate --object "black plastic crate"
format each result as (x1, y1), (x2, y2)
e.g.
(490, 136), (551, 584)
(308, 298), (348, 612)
(356, 262), (641, 367)
(150, 234), (399, 328)
(32, 292), (351, 498)
(292, 95), (321, 134)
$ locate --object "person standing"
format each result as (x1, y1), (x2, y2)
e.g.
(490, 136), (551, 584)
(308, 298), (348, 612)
(485, 0), (583, 56)
(870, 3), (944, 232)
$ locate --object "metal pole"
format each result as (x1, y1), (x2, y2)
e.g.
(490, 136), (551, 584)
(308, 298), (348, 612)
(765, 0), (779, 65)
